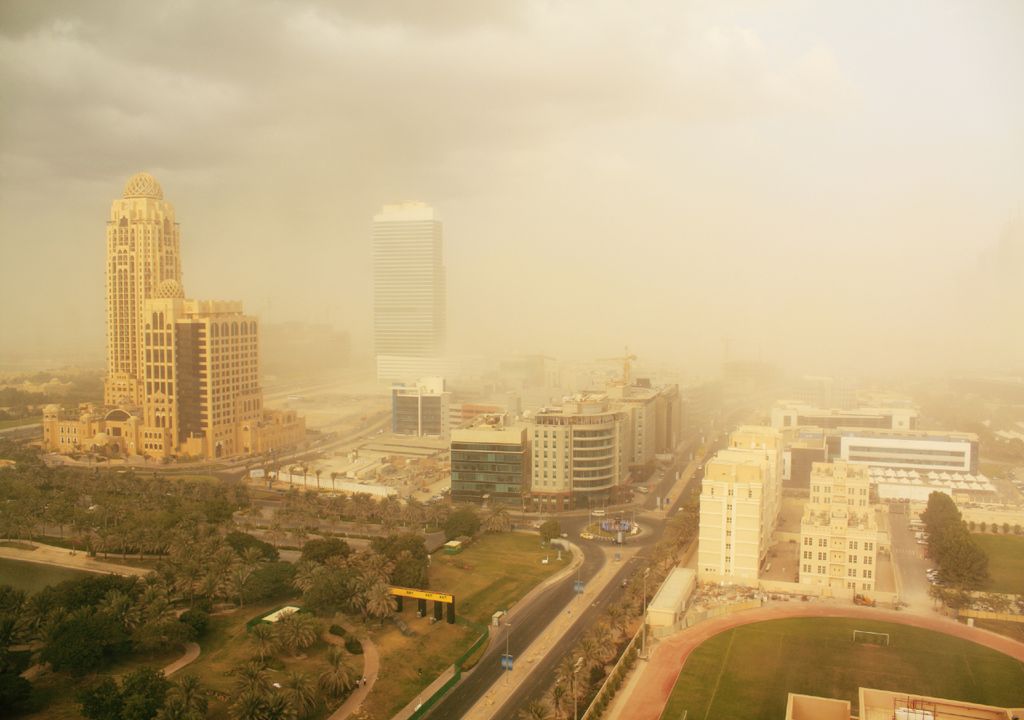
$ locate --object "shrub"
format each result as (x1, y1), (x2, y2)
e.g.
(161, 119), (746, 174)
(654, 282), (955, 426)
(179, 609), (209, 638)
(344, 637), (363, 655)
(328, 624), (347, 638)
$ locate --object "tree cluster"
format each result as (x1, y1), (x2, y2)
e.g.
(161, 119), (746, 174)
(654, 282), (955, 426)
(921, 491), (990, 590)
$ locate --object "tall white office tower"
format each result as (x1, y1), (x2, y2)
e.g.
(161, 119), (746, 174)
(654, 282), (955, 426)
(372, 202), (448, 382)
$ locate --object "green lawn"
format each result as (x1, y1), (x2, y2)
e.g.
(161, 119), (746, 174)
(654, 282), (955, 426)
(661, 618), (1024, 720)
(429, 531), (569, 626)
(972, 534), (1024, 595)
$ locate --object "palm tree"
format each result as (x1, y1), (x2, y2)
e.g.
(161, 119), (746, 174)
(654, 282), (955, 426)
(233, 659), (272, 698)
(314, 470), (322, 491)
(98, 588), (141, 632)
(275, 612), (320, 656)
(249, 622), (276, 662)
(157, 674), (207, 720)
(329, 472), (338, 493)
(519, 700), (554, 720)
(365, 580), (397, 625)
(318, 646), (355, 699)
(292, 560), (323, 593)
(281, 671), (320, 718)
(604, 605), (627, 642)
(484, 506), (512, 533)
(549, 683), (568, 720)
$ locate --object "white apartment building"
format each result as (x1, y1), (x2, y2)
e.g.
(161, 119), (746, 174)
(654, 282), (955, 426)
(373, 202), (446, 381)
(525, 394), (630, 512)
(391, 377), (450, 438)
(799, 461), (880, 593)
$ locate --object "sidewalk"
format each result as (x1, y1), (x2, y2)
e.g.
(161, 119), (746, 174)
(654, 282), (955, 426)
(461, 544), (639, 720)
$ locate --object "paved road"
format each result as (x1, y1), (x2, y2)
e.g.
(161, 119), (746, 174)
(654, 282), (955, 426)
(425, 540), (608, 719)
(889, 508), (935, 610)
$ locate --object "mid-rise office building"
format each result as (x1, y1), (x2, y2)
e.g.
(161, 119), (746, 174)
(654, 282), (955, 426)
(525, 394), (630, 512)
(799, 461), (880, 593)
(373, 202), (446, 382)
(392, 377), (450, 437)
(450, 420), (529, 506)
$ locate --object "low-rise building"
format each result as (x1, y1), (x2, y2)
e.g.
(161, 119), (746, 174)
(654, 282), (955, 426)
(771, 402), (917, 432)
(834, 428), (978, 474)
(799, 461), (880, 594)
(786, 687), (1019, 720)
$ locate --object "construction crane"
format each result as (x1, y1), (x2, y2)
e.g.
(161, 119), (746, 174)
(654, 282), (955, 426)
(597, 347), (638, 387)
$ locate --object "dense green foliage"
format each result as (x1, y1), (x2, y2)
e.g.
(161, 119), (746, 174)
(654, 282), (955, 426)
(370, 533), (429, 588)
(444, 507), (481, 540)
(299, 537), (350, 564)
(225, 532), (279, 561)
(539, 519), (561, 542)
(922, 492), (991, 589)
(79, 667), (170, 720)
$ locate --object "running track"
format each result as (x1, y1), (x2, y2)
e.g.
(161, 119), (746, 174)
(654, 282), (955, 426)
(613, 602), (1024, 720)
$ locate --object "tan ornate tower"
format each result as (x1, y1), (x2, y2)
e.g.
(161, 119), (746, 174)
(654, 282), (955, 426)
(104, 172), (182, 406)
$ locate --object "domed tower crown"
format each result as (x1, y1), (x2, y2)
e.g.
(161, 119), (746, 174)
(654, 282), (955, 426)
(123, 172), (164, 200)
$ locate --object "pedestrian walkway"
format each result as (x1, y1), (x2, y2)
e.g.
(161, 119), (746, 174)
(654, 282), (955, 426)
(606, 602), (1024, 720)
(462, 544), (639, 720)
(162, 642), (200, 677)
(324, 624), (380, 720)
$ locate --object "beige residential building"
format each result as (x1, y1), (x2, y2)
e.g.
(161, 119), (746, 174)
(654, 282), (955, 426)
(698, 448), (773, 582)
(525, 393), (630, 512)
(799, 461), (880, 593)
(42, 172), (304, 461)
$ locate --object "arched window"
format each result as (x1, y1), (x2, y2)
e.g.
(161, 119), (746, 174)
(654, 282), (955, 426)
(211, 323), (219, 337)
(231, 322), (238, 336)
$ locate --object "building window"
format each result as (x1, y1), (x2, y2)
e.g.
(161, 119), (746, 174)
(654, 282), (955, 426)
(849, 540), (858, 550)
(848, 568), (857, 577)
(863, 570), (872, 579)
(864, 556), (872, 565)
(864, 542), (873, 551)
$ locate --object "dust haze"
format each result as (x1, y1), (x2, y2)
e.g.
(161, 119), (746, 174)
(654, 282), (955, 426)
(1, 0), (1022, 377)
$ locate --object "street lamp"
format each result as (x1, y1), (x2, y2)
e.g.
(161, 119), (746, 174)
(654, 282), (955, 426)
(505, 616), (512, 685)
(641, 567), (651, 659)
(571, 656), (584, 720)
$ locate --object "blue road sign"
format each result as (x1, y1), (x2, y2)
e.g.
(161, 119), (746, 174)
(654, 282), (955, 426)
(574, 579), (584, 594)
(501, 654), (514, 670)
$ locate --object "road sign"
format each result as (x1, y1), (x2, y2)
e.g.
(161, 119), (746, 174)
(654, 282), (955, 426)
(574, 579), (584, 594)
(501, 654), (514, 670)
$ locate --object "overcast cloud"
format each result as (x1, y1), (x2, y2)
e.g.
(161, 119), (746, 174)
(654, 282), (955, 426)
(1, 0), (1022, 376)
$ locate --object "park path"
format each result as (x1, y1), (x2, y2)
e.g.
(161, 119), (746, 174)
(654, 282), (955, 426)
(607, 602), (1024, 720)
(162, 642), (201, 677)
(0, 539), (150, 576)
(323, 623), (380, 720)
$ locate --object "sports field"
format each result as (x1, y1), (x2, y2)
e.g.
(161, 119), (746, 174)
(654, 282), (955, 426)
(972, 533), (1024, 595)
(660, 617), (1024, 720)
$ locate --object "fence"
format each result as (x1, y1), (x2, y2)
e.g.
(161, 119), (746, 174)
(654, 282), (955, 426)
(960, 608), (1024, 624)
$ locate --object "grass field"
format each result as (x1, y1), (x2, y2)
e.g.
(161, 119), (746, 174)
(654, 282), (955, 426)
(661, 618), (1024, 720)
(972, 533), (1024, 595)
(429, 531), (569, 626)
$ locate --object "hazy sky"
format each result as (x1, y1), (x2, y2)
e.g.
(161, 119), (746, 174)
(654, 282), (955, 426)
(1, 1), (1022, 375)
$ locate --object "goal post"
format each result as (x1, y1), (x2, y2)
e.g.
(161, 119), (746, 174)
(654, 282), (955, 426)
(852, 630), (890, 646)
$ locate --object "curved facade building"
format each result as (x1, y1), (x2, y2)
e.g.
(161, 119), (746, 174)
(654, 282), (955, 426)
(526, 394), (630, 511)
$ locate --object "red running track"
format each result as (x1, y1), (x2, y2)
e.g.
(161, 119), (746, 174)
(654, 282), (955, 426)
(620, 603), (1024, 720)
